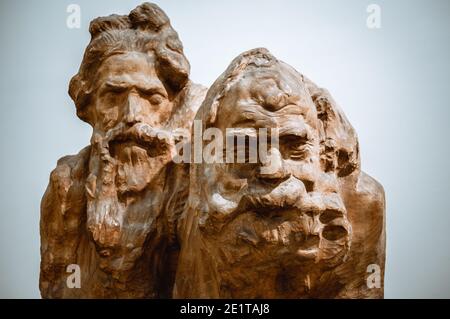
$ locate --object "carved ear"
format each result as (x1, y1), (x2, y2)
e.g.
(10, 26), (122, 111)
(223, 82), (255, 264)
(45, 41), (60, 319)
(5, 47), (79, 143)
(155, 46), (190, 94)
(303, 76), (360, 177)
(207, 100), (219, 125)
(69, 75), (93, 124)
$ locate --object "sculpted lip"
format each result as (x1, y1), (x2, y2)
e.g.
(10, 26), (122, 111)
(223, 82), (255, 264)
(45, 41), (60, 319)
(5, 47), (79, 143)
(110, 138), (149, 153)
(109, 135), (170, 158)
(296, 247), (319, 260)
(109, 139), (151, 160)
(241, 208), (349, 260)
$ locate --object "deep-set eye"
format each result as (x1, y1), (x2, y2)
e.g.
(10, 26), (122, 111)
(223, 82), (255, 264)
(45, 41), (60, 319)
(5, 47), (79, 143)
(290, 141), (306, 152)
(319, 209), (343, 224)
(322, 225), (348, 241)
(280, 134), (309, 160)
(148, 93), (165, 106)
(109, 86), (127, 94)
(101, 84), (127, 97)
(223, 135), (258, 164)
(226, 142), (251, 163)
(234, 143), (254, 163)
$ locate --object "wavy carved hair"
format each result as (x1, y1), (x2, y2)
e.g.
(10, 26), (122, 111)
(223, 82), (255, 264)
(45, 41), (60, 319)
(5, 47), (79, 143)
(68, 2), (190, 123)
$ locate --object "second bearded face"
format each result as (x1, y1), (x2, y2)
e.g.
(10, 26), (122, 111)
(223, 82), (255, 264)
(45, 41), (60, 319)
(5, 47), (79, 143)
(198, 63), (352, 270)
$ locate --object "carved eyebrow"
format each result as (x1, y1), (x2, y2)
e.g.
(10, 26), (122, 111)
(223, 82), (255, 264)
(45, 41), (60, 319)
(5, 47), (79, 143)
(278, 121), (310, 139)
(102, 81), (167, 97)
(252, 93), (303, 113)
(138, 86), (168, 98)
(232, 118), (257, 127)
(103, 81), (129, 90)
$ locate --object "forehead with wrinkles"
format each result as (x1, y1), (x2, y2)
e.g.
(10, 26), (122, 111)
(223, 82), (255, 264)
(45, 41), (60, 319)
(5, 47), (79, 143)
(215, 64), (318, 132)
(94, 52), (165, 93)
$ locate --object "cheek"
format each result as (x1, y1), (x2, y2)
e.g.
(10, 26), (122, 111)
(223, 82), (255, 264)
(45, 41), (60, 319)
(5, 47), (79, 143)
(149, 100), (173, 123)
(216, 169), (249, 196)
(98, 106), (119, 130)
(94, 95), (124, 129)
(225, 163), (259, 180)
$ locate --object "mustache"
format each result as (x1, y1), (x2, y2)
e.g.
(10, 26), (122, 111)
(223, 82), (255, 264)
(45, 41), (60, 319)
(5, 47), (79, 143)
(236, 177), (347, 223)
(239, 176), (307, 212)
(106, 122), (173, 144)
(101, 122), (174, 157)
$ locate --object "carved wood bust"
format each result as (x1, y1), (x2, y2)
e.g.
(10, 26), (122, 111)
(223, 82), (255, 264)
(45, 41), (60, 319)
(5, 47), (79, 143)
(40, 2), (385, 299)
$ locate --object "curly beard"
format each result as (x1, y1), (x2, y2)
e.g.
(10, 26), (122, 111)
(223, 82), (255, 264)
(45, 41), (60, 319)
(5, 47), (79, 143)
(84, 122), (175, 253)
(202, 175), (351, 268)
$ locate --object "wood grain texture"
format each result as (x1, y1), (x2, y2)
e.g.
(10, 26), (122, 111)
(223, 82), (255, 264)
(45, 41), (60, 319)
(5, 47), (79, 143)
(40, 3), (385, 299)
(174, 48), (385, 299)
(40, 3), (206, 298)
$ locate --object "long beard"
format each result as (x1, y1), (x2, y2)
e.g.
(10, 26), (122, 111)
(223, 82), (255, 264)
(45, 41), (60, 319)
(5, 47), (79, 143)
(204, 176), (351, 267)
(85, 123), (174, 252)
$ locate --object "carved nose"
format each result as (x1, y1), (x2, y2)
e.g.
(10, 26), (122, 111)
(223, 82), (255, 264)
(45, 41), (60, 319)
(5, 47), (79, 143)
(258, 147), (287, 183)
(303, 211), (322, 236)
(124, 93), (144, 125)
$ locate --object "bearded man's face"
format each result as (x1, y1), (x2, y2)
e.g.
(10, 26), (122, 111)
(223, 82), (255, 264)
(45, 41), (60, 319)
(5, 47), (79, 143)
(199, 65), (352, 271)
(91, 51), (174, 193)
(94, 52), (172, 132)
(85, 51), (175, 255)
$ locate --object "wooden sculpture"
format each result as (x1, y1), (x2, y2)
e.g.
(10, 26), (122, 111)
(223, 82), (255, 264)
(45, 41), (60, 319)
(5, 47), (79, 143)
(40, 3), (385, 299)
